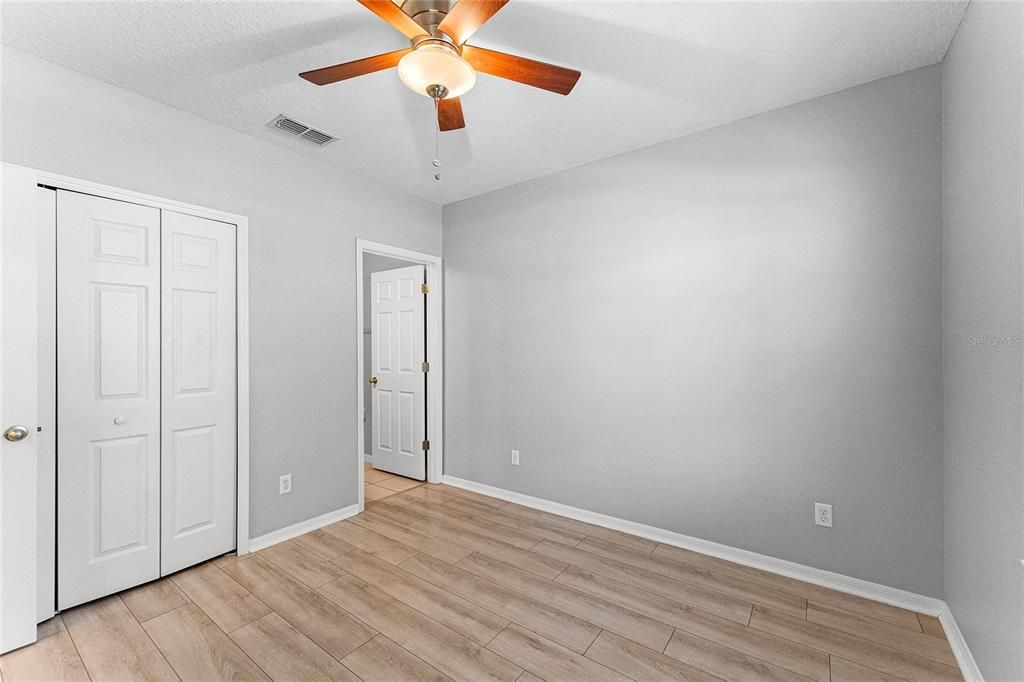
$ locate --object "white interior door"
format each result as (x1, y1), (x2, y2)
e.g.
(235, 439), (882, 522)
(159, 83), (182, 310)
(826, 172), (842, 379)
(57, 190), (161, 610)
(0, 166), (42, 653)
(370, 265), (426, 480)
(160, 211), (237, 574)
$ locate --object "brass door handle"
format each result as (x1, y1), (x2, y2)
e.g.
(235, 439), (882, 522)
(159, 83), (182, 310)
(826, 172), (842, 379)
(368, 377), (378, 385)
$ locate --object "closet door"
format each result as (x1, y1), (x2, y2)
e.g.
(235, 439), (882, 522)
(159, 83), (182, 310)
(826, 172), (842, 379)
(160, 211), (237, 574)
(57, 191), (161, 609)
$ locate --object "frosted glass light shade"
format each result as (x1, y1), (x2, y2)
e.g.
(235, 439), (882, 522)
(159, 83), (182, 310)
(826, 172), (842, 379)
(398, 43), (476, 98)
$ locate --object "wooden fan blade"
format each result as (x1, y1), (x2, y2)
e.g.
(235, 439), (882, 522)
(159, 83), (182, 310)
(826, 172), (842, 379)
(357, 0), (428, 39)
(300, 49), (411, 85)
(437, 0), (509, 46)
(461, 45), (580, 95)
(438, 97), (466, 131)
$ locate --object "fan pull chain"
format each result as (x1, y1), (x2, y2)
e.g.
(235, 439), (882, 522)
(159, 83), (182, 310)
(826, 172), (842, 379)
(432, 96), (442, 182)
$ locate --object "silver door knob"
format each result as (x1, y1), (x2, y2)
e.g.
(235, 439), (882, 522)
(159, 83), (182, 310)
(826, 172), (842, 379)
(3, 425), (29, 442)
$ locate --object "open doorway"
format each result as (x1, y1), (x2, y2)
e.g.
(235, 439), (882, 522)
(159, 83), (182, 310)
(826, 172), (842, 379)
(355, 240), (443, 511)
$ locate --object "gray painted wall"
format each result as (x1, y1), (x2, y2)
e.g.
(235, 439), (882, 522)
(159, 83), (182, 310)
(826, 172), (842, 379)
(363, 253), (418, 456)
(941, 2), (1024, 679)
(443, 66), (944, 596)
(1, 46), (442, 539)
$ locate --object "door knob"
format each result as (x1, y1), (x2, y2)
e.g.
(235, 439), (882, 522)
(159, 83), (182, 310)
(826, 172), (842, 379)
(368, 377), (378, 385)
(113, 416), (126, 425)
(3, 425), (29, 442)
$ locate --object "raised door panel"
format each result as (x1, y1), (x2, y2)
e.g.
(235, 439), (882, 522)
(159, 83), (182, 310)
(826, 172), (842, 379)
(376, 310), (393, 373)
(94, 284), (149, 398)
(398, 391), (415, 456)
(168, 425), (216, 537)
(369, 265), (426, 481)
(160, 211), (236, 575)
(398, 309), (415, 374)
(376, 389), (394, 452)
(91, 435), (151, 556)
(57, 190), (161, 609)
(172, 289), (217, 395)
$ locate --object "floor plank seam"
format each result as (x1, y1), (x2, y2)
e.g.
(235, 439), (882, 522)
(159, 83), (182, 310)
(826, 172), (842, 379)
(581, 628), (603, 657)
(549, 563), (569, 582)
(483, 622), (513, 649)
(130, 598), (184, 681)
(660, 627), (673, 654)
(582, 634), (645, 682)
(229, 642), (277, 682)
(58, 616), (94, 682)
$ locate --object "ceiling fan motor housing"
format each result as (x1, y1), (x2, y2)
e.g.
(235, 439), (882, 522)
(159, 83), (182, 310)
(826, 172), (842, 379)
(402, 0), (455, 44)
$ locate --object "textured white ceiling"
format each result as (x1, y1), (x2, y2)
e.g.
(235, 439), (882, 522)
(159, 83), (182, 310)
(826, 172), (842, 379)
(2, 1), (966, 204)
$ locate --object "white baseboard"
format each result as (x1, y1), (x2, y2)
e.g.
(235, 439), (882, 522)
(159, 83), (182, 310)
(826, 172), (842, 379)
(364, 454), (373, 464)
(441, 475), (982, 681)
(939, 609), (984, 681)
(246, 504), (359, 553)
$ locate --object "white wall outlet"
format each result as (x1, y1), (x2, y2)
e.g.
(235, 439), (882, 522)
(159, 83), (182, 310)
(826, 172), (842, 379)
(511, 449), (520, 466)
(814, 502), (833, 528)
(279, 474), (292, 495)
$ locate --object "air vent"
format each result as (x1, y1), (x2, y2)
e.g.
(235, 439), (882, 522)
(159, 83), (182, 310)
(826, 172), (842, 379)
(268, 115), (337, 147)
(300, 128), (335, 146)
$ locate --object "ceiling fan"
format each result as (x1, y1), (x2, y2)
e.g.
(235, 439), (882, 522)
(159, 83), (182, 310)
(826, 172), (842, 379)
(299, 0), (582, 132)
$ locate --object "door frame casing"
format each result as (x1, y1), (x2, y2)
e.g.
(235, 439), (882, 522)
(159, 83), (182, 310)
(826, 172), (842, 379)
(356, 239), (443, 509)
(0, 163), (251, 653)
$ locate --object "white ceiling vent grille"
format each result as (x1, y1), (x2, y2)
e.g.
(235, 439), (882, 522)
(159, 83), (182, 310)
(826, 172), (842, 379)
(269, 114), (337, 147)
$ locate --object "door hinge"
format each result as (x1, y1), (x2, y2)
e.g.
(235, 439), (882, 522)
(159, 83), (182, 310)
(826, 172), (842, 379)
(421, 283), (430, 294)
(421, 361), (430, 372)
(422, 440), (430, 451)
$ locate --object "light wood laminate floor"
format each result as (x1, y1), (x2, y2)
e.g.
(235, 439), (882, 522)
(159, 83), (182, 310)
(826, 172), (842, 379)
(363, 463), (426, 502)
(1, 467), (962, 681)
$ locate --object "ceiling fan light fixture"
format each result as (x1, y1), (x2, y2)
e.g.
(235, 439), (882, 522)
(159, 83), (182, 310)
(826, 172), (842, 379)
(398, 42), (476, 98)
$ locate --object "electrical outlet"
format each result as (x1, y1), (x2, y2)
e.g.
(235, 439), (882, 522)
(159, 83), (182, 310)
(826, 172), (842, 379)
(511, 449), (520, 466)
(814, 502), (832, 528)
(279, 474), (292, 495)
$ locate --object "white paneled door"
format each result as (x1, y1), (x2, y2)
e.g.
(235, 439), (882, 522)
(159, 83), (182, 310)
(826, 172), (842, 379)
(56, 192), (237, 609)
(370, 265), (427, 481)
(160, 211), (236, 575)
(57, 191), (162, 609)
